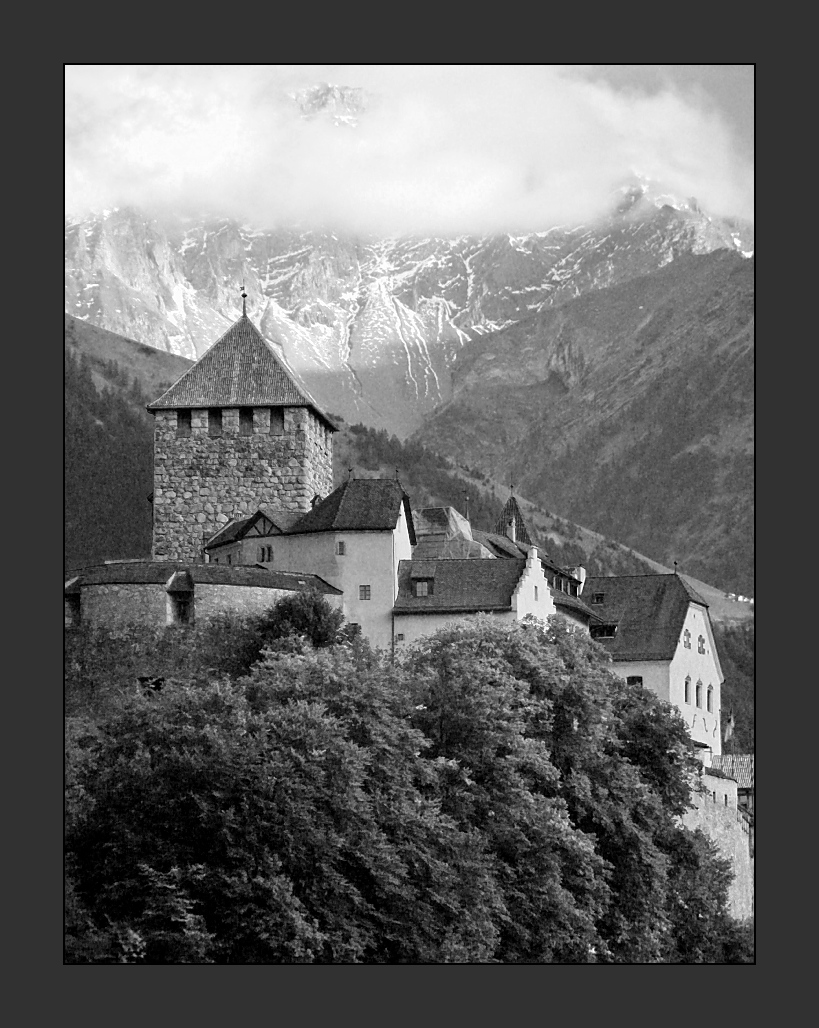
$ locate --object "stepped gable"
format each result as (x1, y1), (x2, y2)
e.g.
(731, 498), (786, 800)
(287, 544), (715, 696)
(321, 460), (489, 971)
(583, 574), (708, 661)
(293, 478), (416, 542)
(394, 558), (527, 614)
(147, 313), (336, 429)
(493, 495), (533, 546)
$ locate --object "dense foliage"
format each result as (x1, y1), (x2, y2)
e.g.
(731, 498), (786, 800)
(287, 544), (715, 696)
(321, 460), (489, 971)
(65, 596), (752, 963)
(65, 347), (156, 573)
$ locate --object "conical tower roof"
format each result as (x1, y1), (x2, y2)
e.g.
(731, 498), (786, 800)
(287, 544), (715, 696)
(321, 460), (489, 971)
(493, 494), (533, 546)
(147, 314), (335, 429)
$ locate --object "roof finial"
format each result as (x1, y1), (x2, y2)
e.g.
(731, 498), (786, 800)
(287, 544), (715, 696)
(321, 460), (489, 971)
(673, 560), (679, 574)
(241, 281), (247, 317)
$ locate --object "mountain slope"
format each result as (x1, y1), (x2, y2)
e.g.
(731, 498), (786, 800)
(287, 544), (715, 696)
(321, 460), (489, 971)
(413, 250), (754, 594)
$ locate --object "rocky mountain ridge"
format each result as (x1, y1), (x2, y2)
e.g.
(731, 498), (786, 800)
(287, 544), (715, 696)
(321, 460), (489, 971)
(65, 179), (752, 439)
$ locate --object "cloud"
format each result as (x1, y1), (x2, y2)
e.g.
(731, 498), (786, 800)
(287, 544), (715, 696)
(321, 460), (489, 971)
(65, 65), (753, 234)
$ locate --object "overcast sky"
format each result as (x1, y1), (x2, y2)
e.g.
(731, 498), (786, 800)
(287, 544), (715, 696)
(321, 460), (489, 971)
(65, 65), (754, 236)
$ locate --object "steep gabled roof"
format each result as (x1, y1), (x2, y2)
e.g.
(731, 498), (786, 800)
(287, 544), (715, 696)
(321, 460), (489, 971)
(583, 574), (710, 661)
(146, 314), (335, 428)
(493, 495), (533, 546)
(205, 509), (304, 550)
(550, 590), (599, 622)
(394, 558), (526, 614)
(292, 479), (416, 542)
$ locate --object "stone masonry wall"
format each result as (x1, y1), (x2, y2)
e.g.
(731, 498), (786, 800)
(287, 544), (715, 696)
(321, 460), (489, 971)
(152, 406), (333, 561)
(82, 584), (168, 628)
(682, 783), (754, 921)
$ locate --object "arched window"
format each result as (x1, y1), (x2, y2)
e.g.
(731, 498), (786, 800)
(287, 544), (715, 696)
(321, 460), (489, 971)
(706, 684), (713, 712)
(696, 680), (703, 708)
(683, 629), (691, 649)
(684, 676), (691, 704)
(698, 635), (706, 654)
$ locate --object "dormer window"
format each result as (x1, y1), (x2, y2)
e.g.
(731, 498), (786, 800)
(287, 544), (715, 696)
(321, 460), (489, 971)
(591, 593), (604, 604)
(414, 579), (433, 597)
(684, 629), (691, 649)
(698, 635), (706, 654)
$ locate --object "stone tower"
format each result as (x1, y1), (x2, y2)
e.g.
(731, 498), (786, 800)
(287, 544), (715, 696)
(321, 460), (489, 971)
(147, 310), (335, 562)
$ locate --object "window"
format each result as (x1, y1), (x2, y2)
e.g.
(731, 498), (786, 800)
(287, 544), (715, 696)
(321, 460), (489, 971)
(359, 585), (371, 600)
(227, 554), (232, 565)
(698, 635), (706, 654)
(683, 629), (691, 649)
(168, 593), (194, 626)
(534, 586), (538, 601)
(270, 408), (285, 436)
(414, 579), (433, 597)
(208, 408), (222, 437)
(239, 408), (254, 436)
(395, 634), (404, 643)
(724, 794), (729, 806)
(590, 624), (616, 639)
(176, 409), (191, 437)
(259, 545), (273, 563)
(626, 676), (643, 687)
(706, 684), (713, 712)
(696, 679), (703, 708)
(65, 594), (81, 628)
(591, 593), (604, 604)
(336, 541), (346, 556)
(684, 676), (691, 704)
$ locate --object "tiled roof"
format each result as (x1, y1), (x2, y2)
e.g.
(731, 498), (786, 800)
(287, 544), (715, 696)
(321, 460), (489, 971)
(205, 509), (305, 550)
(292, 479), (416, 543)
(472, 532), (579, 580)
(66, 562), (342, 594)
(493, 496), (533, 546)
(412, 506), (473, 540)
(147, 315), (335, 428)
(583, 574), (709, 661)
(711, 754), (754, 789)
(412, 537), (494, 560)
(551, 590), (599, 621)
(394, 558), (526, 614)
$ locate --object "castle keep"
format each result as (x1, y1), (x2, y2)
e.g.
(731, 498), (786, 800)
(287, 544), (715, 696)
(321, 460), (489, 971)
(147, 308), (335, 561)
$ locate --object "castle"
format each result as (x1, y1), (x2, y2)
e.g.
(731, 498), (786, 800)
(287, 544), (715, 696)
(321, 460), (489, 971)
(64, 303), (753, 918)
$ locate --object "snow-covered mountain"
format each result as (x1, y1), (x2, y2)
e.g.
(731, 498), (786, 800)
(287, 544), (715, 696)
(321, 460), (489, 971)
(64, 184), (752, 438)
(65, 84), (753, 437)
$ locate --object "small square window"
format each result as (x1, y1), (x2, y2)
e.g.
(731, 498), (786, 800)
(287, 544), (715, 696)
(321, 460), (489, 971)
(414, 580), (433, 597)
(626, 676), (643, 687)
(359, 585), (371, 601)
(395, 634), (404, 643)
(591, 593), (604, 604)
(336, 541), (346, 556)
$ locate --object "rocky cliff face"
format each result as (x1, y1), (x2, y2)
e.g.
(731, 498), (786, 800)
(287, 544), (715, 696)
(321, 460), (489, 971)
(65, 178), (752, 438)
